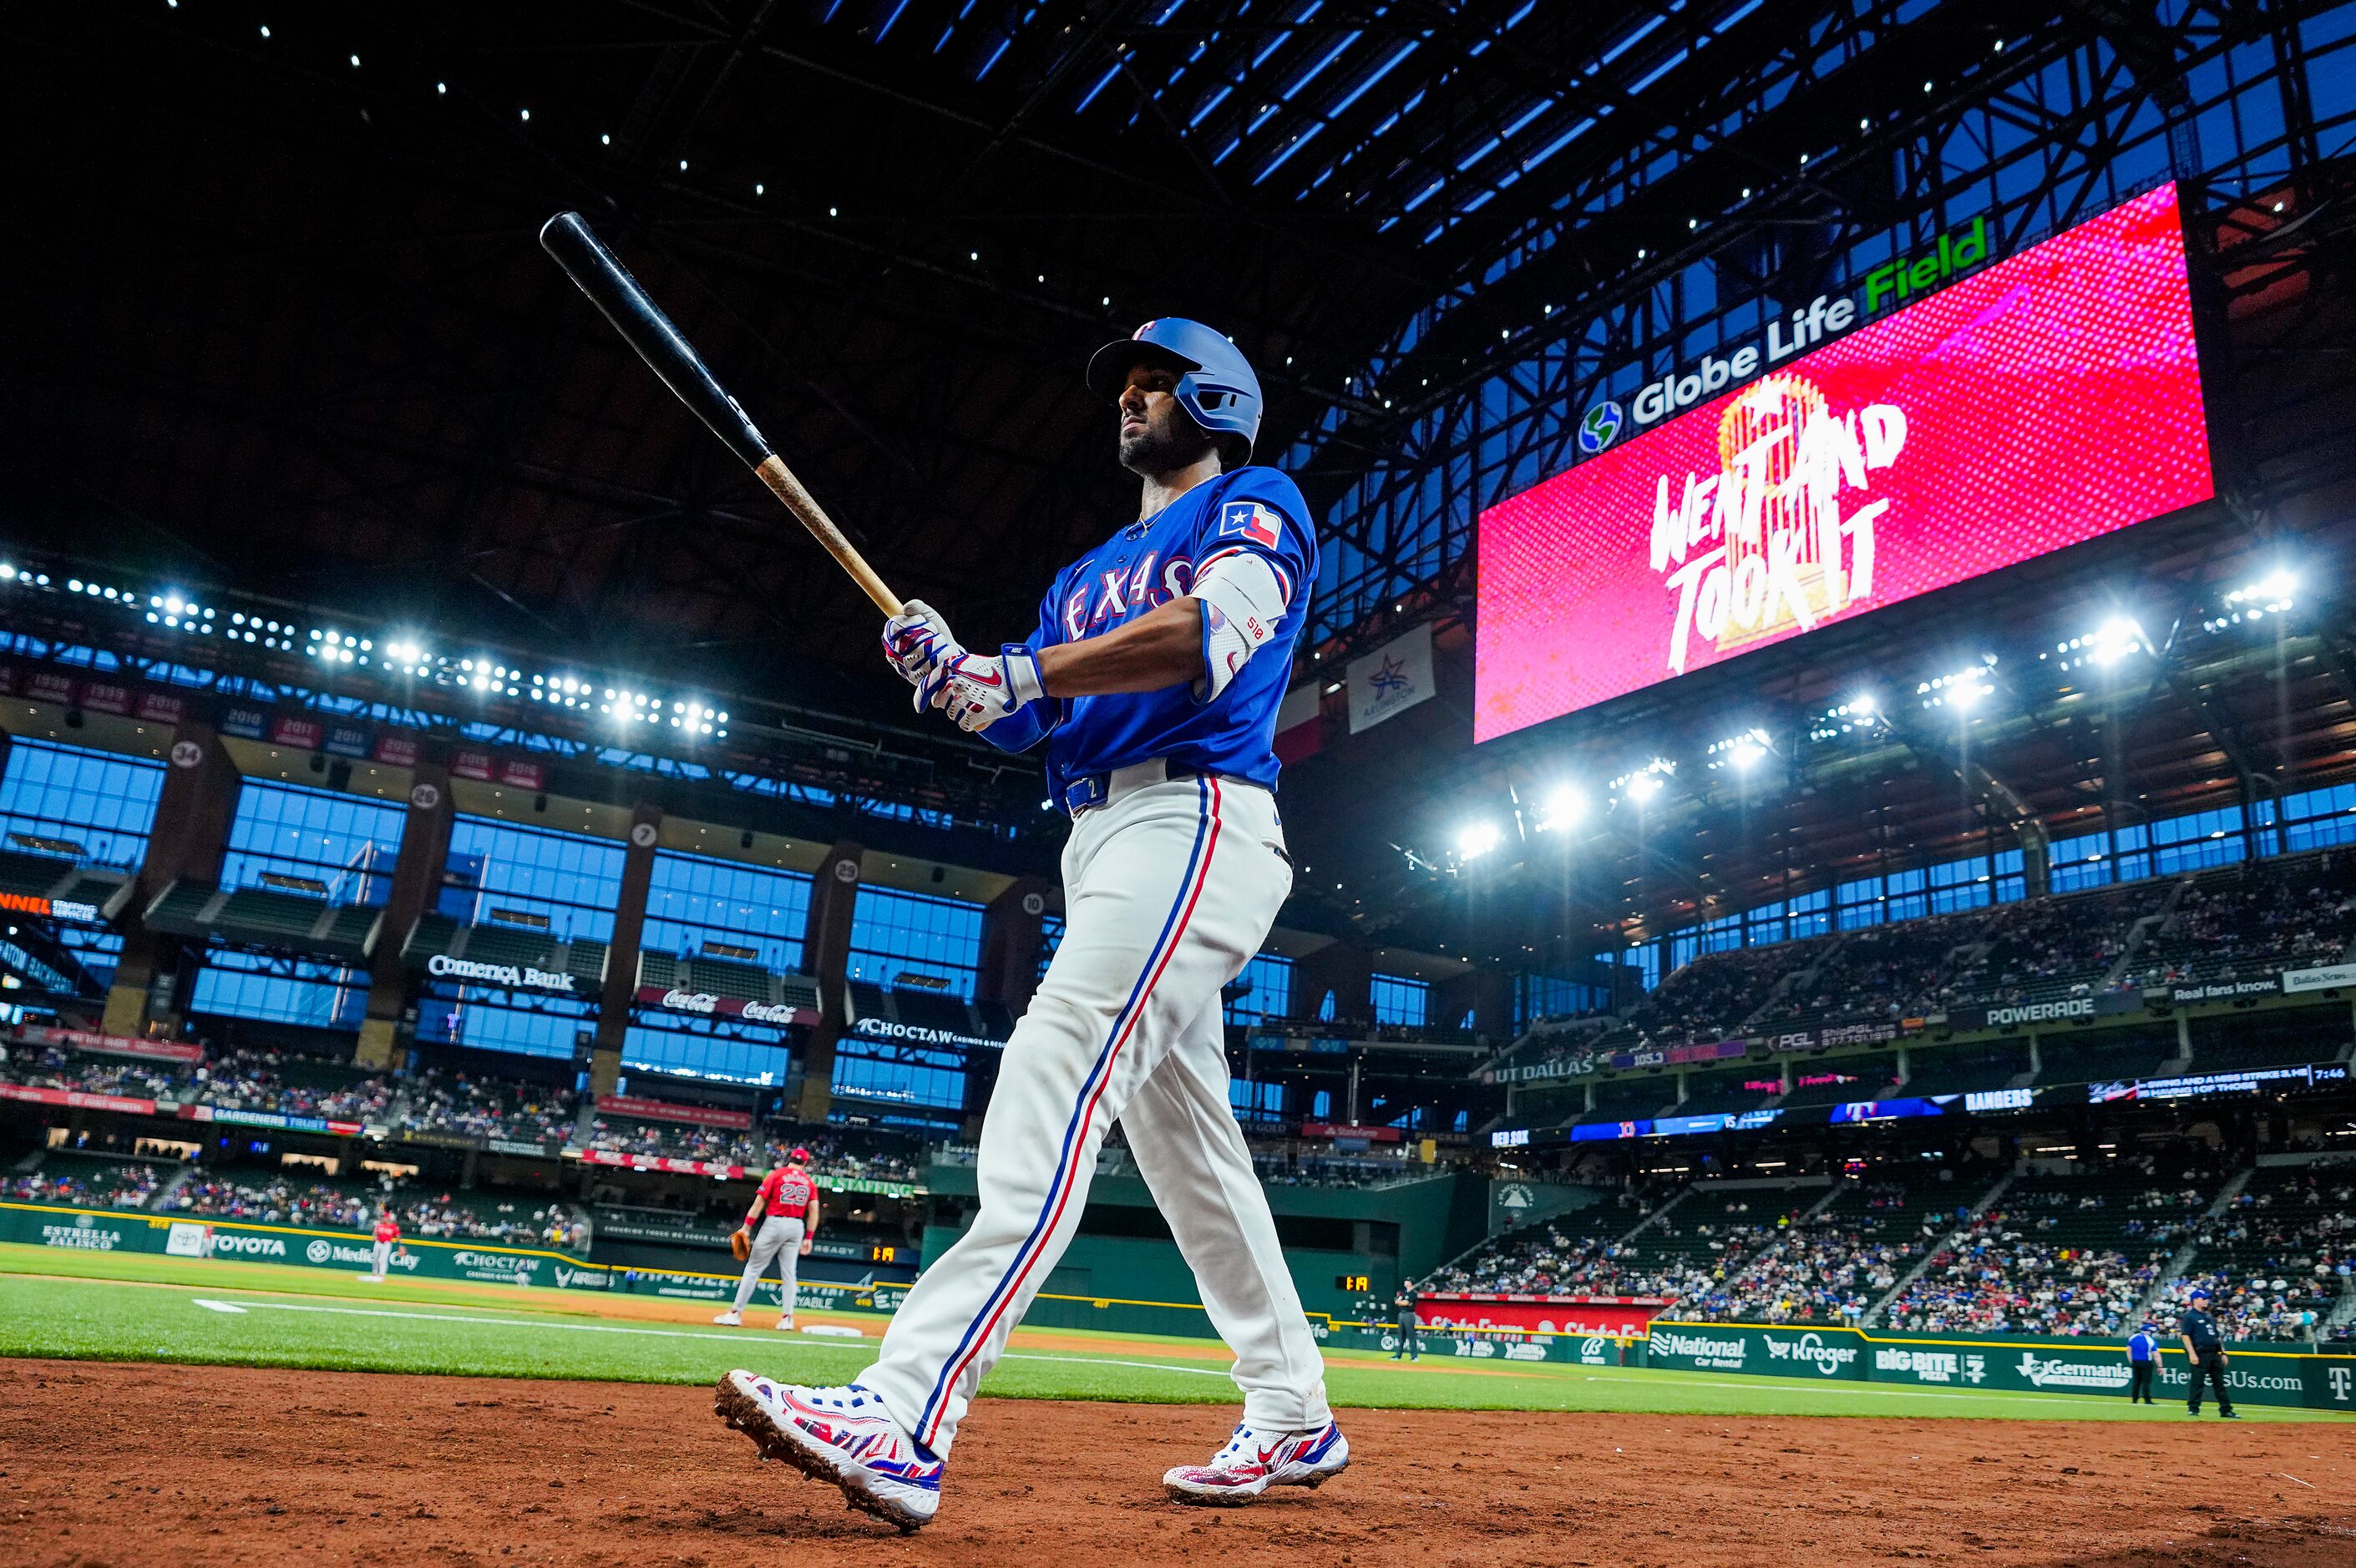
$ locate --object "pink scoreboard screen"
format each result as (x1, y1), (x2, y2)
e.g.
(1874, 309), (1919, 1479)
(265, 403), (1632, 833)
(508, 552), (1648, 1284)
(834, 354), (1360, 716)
(1473, 183), (2214, 742)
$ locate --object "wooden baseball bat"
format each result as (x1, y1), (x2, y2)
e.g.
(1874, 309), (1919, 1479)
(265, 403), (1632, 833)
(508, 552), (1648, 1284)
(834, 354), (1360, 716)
(538, 212), (904, 618)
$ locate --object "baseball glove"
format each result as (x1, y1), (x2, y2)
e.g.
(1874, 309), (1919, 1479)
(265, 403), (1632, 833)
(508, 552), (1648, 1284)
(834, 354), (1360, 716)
(730, 1227), (751, 1262)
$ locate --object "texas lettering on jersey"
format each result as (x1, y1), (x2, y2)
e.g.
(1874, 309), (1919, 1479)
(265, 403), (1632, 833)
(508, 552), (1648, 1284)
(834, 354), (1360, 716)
(999, 465), (1320, 802)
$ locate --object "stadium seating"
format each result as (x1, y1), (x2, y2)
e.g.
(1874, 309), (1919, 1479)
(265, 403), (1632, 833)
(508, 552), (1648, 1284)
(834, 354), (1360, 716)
(1882, 1151), (2227, 1335)
(1930, 888), (2148, 1009)
(404, 1066), (579, 1144)
(1754, 915), (1979, 1027)
(1, 1150), (169, 1209)
(1421, 1181), (1681, 1296)
(1712, 1163), (1989, 1323)
(2129, 852), (2356, 989)
(2159, 1161), (2354, 1342)
(2033, 1033), (2178, 1089)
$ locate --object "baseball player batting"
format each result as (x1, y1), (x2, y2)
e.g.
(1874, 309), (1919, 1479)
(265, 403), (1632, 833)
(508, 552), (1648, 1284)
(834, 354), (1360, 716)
(716, 319), (1342, 1530)
(717, 1148), (819, 1330)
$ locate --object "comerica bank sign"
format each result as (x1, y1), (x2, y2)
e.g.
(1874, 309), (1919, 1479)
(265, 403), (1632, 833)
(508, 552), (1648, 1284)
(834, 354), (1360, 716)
(426, 953), (575, 993)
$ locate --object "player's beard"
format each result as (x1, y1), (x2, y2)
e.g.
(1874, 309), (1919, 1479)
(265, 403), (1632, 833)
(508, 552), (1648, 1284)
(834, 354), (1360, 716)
(1118, 403), (1218, 477)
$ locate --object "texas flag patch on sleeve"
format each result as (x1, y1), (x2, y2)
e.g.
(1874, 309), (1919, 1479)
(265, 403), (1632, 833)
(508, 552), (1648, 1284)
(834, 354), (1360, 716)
(1219, 500), (1284, 549)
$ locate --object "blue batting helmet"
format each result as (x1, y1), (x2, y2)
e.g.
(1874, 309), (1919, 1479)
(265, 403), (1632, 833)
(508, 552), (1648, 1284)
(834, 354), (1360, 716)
(1086, 318), (1262, 463)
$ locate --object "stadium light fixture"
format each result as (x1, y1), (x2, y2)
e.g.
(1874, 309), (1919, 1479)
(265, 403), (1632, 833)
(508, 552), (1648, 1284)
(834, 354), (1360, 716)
(1624, 771), (1663, 802)
(2088, 616), (2148, 666)
(1457, 821), (1502, 860)
(1535, 786), (1584, 832)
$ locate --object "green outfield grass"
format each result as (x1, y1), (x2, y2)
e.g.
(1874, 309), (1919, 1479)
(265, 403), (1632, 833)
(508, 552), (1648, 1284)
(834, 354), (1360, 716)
(3, 1242), (2348, 1422)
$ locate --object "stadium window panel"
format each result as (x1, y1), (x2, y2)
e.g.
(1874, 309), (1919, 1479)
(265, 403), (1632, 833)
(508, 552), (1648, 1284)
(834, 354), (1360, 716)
(220, 777), (405, 904)
(1668, 928), (1700, 969)
(2151, 804), (2249, 875)
(0, 736), (166, 867)
(1369, 972), (1428, 1027)
(2281, 782), (2356, 852)
(0, 738), (169, 988)
(1697, 912), (1742, 954)
(443, 816), (626, 942)
(1927, 854), (1992, 915)
(2112, 823), (2153, 883)
(1786, 888), (1832, 940)
(418, 992), (595, 1060)
(1993, 847), (2027, 903)
(847, 884), (984, 1000)
(1224, 951), (1293, 1027)
(190, 948), (370, 1030)
(641, 850), (813, 973)
(1884, 867), (1928, 924)
(1835, 876), (1884, 931)
(1311, 1089), (1333, 1119)
(622, 1019), (789, 1085)
(832, 1044), (965, 1110)
(1036, 913), (1064, 985)
(1229, 1078), (1285, 1120)
(2049, 830), (2115, 893)
(1744, 900), (1786, 947)
(1623, 942), (1662, 993)
(1513, 972), (1603, 1031)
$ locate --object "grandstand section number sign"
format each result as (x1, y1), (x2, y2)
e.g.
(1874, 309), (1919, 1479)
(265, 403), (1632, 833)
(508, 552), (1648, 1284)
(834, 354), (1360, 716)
(1473, 183), (2215, 740)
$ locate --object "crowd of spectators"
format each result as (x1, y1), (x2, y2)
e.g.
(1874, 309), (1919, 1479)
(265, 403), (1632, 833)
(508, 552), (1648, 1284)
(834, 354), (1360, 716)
(579, 1115), (768, 1167)
(167, 1171), (570, 1245)
(0, 1041), (189, 1101)
(1, 1161), (160, 1208)
(405, 1067), (578, 1144)
(191, 1049), (395, 1124)
(2127, 854), (2356, 990)
(1932, 893), (2140, 1010)
(1882, 1235), (2160, 1336)
(1622, 945), (1801, 1043)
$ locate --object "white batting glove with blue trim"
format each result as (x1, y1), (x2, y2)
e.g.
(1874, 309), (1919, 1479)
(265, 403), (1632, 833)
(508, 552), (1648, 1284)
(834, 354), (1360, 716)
(918, 645), (1046, 733)
(881, 599), (960, 687)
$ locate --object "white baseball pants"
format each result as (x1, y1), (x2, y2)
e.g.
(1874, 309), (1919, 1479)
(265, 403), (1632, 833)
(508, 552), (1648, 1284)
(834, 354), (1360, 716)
(859, 771), (1329, 1455)
(371, 1240), (391, 1277)
(732, 1216), (806, 1315)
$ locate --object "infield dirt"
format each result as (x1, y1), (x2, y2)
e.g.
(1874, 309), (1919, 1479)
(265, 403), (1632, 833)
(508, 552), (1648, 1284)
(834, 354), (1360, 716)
(3, 1358), (2350, 1566)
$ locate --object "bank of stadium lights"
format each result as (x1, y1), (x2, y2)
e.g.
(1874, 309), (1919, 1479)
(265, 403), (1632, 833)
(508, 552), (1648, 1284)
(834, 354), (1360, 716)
(2202, 570), (2298, 634)
(1918, 657), (1998, 711)
(1705, 728), (1770, 771)
(145, 594), (219, 635)
(306, 629), (374, 667)
(1807, 694), (1879, 743)
(1533, 785), (1584, 833)
(1455, 820), (1502, 862)
(2046, 617), (2148, 674)
(1608, 759), (1674, 805)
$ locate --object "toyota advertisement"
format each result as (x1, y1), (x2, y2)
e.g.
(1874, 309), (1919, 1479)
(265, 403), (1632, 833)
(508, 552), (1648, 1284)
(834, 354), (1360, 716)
(1474, 183), (2215, 741)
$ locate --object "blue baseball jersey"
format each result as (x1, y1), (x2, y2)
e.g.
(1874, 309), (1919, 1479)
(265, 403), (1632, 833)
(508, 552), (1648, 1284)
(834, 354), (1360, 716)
(980, 465), (1316, 799)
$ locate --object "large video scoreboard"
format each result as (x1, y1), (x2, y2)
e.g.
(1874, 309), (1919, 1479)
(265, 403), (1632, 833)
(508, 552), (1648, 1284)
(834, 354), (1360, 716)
(1473, 183), (2215, 743)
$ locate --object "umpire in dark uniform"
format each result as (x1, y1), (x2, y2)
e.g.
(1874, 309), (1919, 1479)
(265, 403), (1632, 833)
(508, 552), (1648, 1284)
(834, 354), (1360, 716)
(1390, 1287), (1421, 1362)
(2179, 1288), (2239, 1419)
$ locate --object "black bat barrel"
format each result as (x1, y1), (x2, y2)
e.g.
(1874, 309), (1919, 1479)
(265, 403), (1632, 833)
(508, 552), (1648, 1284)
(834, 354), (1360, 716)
(539, 212), (773, 470)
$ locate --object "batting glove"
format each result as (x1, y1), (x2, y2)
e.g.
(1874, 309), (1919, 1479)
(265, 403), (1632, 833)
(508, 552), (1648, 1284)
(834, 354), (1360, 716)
(919, 645), (1046, 733)
(881, 599), (960, 686)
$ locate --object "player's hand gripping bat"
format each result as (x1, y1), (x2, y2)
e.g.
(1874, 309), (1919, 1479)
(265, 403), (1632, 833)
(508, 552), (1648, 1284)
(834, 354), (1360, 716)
(538, 212), (904, 618)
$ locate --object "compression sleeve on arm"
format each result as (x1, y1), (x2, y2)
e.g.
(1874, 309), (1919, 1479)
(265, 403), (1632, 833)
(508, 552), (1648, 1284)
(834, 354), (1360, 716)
(1188, 548), (1289, 703)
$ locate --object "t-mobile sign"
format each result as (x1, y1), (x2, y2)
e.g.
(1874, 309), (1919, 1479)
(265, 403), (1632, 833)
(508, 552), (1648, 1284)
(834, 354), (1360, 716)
(1474, 183), (2214, 741)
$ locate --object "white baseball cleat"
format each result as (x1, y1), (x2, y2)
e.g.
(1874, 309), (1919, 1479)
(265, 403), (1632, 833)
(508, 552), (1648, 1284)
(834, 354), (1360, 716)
(712, 1372), (941, 1532)
(712, 1309), (743, 1326)
(774, 1317), (796, 1332)
(1162, 1419), (1350, 1505)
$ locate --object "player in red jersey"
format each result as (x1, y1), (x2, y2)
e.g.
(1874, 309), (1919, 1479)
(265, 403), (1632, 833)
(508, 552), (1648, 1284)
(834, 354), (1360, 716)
(717, 1146), (819, 1330)
(369, 1211), (402, 1282)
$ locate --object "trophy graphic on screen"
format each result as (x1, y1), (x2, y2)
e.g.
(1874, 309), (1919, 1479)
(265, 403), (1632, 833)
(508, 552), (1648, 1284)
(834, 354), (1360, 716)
(1713, 372), (1835, 652)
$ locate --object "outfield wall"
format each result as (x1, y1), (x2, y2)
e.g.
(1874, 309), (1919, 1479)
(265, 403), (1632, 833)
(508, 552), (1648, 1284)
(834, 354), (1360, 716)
(11, 1201), (2353, 1413)
(1334, 1318), (2356, 1413)
(0, 1201), (912, 1314)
